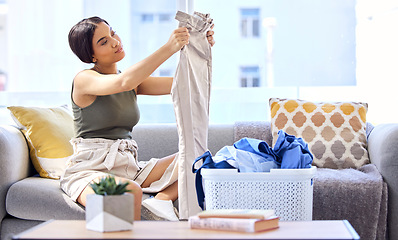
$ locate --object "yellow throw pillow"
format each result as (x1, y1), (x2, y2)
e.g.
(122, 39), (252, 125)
(269, 98), (369, 169)
(7, 106), (74, 179)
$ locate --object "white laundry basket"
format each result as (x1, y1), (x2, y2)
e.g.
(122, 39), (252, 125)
(201, 166), (316, 221)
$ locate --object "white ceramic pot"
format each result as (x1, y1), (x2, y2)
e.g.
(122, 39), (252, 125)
(85, 193), (134, 232)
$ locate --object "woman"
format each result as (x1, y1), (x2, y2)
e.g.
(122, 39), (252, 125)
(60, 16), (215, 221)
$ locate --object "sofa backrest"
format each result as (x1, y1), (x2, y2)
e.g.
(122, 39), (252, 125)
(131, 121), (273, 162)
(131, 123), (236, 162)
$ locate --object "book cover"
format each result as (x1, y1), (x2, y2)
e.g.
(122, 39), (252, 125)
(189, 215), (279, 233)
(197, 209), (275, 219)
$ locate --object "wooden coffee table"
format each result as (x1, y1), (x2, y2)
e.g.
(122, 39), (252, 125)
(13, 220), (360, 240)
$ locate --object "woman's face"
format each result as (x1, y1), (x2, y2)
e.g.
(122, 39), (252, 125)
(91, 22), (125, 65)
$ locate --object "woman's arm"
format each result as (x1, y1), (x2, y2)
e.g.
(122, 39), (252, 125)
(136, 76), (173, 95)
(74, 28), (189, 97)
(137, 28), (215, 96)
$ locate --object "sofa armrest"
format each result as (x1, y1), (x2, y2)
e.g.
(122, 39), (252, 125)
(367, 123), (398, 239)
(0, 125), (30, 221)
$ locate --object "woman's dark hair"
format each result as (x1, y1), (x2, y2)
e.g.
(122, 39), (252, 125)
(68, 16), (109, 64)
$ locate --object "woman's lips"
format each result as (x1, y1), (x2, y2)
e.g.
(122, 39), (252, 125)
(115, 46), (124, 53)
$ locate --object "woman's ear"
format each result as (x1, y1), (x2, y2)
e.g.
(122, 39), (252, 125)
(92, 57), (97, 63)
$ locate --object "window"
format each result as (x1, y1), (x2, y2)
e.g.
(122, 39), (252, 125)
(1, 0), (398, 125)
(141, 14), (154, 23)
(159, 13), (171, 22)
(142, 13), (172, 23)
(159, 69), (172, 77)
(240, 66), (260, 87)
(240, 8), (260, 38)
(0, 2), (7, 92)
(0, 70), (5, 91)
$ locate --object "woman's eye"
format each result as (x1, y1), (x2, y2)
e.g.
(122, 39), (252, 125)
(111, 31), (116, 36)
(101, 40), (108, 46)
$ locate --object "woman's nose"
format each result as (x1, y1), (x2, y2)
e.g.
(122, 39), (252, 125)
(112, 38), (120, 48)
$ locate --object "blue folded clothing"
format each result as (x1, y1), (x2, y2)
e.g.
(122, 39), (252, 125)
(195, 130), (313, 173)
(273, 130), (313, 169)
(212, 138), (279, 172)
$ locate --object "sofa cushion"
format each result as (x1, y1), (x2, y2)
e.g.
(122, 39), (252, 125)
(6, 177), (85, 221)
(5, 177), (167, 222)
(7, 106), (74, 179)
(269, 98), (369, 169)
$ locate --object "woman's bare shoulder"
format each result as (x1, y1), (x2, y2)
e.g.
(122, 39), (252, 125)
(73, 69), (99, 85)
(75, 69), (97, 79)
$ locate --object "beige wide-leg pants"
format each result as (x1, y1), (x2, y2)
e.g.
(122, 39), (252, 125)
(172, 11), (213, 219)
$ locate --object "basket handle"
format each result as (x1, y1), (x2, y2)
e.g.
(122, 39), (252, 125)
(192, 151), (235, 210)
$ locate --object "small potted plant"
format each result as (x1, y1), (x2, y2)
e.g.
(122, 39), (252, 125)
(85, 175), (134, 232)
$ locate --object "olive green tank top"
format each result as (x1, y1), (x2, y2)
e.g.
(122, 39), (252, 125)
(72, 89), (140, 140)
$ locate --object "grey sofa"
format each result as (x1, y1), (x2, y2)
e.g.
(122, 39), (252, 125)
(0, 121), (397, 240)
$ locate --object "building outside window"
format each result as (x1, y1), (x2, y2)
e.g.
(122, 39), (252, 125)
(159, 13), (172, 22)
(141, 13), (154, 23)
(1, 0), (398, 125)
(159, 69), (172, 77)
(142, 13), (172, 23)
(240, 8), (260, 38)
(240, 66), (260, 87)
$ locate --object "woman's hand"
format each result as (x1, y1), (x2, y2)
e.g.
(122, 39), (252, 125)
(167, 27), (190, 53)
(206, 25), (215, 47)
(166, 26), (214, 54)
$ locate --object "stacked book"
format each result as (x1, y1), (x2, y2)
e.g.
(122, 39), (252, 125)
(188, 209), (279, 233)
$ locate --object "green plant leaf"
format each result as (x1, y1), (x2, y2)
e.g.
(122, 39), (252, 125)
(89, 175), (131, 195)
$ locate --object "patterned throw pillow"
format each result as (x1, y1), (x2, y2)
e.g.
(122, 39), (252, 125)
(269, 98), (369, 169)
